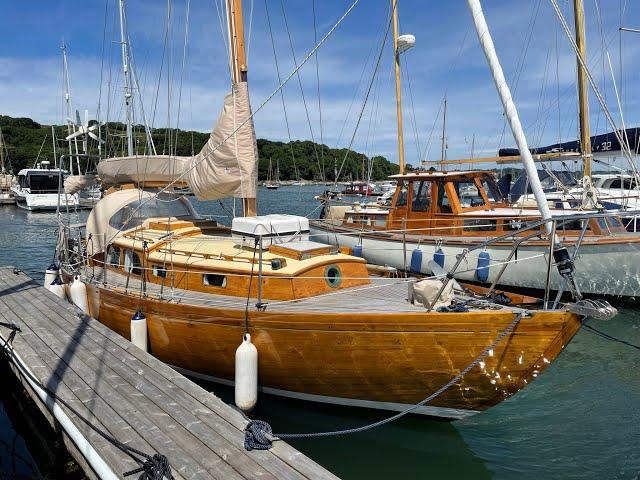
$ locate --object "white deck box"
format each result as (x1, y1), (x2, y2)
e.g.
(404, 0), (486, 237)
(231, 214), (310, 247)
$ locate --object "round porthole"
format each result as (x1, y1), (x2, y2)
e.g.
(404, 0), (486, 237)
(325, 265), (342, 288)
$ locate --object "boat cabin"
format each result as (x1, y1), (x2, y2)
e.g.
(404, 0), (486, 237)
(17, 167), (67, 194)
(338, 170), (627, 238)
(342, 181), (374, 196)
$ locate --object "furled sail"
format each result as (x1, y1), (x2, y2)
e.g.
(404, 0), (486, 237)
(64, 174), (98, 194)
(188, 82), (258, 200)
(499, 127), (640, 158)
(96, 82), (258, 200)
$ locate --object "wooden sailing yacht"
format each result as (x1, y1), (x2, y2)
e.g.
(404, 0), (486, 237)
(311, 0), (640, 299)
(54, 0), (603, 419)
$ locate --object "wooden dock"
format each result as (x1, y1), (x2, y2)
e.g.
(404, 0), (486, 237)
(0, 266), (338, 480)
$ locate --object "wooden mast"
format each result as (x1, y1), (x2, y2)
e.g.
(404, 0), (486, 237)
(574, 0), (592, 178)
(226, 0), (256, 216)
(392, 0), (406, 175)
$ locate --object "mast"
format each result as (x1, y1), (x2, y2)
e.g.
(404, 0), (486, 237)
(574, 0), (592, 178)
(225, 0), (255, 216)
(440, 95), (448, 165)
(61, 42), (79, 174)
(392, 0), (406, 175)
(118, 0), (135, 157)
(51, 126), (58, 170)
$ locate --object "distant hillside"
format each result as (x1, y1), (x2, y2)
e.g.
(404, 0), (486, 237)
(0, 115), (400, 181)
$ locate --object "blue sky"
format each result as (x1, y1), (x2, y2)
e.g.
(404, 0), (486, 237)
(1, 0), (640, 167)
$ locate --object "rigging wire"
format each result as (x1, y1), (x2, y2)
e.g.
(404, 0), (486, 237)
(335, 6), (394, 184)
(263, 0), (300, 181)
(101, 0), (363, 245)
(550, 0), (640, 183)
(312, 0), (325, 181)
(279, 0), (325, 183)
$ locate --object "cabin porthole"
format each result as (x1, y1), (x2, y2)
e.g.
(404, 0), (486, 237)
(324, 265), (342, 288)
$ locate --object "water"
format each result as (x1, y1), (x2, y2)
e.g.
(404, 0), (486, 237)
(1, 187), (639, 479)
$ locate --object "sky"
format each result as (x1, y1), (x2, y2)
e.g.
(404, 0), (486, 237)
(1, 0), (640, 168)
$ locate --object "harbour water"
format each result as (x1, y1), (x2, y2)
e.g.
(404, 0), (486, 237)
(0, 186), (639, 479)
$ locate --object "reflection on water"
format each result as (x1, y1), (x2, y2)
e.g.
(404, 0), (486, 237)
(1, 188), (639, 479)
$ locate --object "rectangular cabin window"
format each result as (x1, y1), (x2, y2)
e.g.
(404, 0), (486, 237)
(480, 178), (502, 203)
(107, 245), (121, 267)
(560, 219), (590, 232)
(463, 219), (497, 232)
(455, 181), (483, 208)
(436, 184), (453, 213)
(152, 265), (167, 278)
(124, 249), (142, 276)
(374, 216), (387, 227)
(395, 182), (408, 206)
(411, 181), (431, 212)
(203, 273), (227, 288)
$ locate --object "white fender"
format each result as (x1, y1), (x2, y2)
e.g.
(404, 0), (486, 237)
(235, 333), (258, 411)
(130, 310), (148, 352)
(44, 264), (59, 289)
(49, 278), (67, 300)
(69, 276), (89, 315)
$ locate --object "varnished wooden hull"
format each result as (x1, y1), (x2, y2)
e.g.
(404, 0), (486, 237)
(88, 285), (582, 417)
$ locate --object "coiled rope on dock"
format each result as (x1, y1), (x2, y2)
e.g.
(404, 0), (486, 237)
(244, 312), (525, 451)
(0, 319), (174, 480)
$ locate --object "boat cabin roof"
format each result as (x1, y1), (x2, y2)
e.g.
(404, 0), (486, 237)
(18, 168), (68, 176)
(112, 219), (365, 277)
(389, 170), (491, 181)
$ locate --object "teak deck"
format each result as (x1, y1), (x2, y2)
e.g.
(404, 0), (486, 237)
(0, 266), (338, 480)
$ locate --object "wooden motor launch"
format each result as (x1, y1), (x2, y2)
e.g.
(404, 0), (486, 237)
(52, 0), (615, 420)
(312, 0), (640, 299)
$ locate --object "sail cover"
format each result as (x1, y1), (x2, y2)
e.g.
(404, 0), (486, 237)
(499, 127), (640, 158)
(98, 155), (191, 186)
(188, 82), (258, 200)
(64, 174), (98, 194)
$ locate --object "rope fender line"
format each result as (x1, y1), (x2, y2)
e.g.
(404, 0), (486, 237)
(244, 312), (524, 451)
(0, 321), (174, 480)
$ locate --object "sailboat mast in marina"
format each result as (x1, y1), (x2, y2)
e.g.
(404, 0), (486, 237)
(226, 0), (256, 216)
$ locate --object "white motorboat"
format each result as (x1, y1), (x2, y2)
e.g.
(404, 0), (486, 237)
(12, 163), (79, 211)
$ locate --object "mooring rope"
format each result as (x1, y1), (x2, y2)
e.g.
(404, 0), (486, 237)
(0, 312), (174, 479)
(244, 312), (524, 450)
(582, 322), (640, 351)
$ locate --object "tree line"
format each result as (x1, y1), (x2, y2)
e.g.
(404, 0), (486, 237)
(0, 115), (400, 181)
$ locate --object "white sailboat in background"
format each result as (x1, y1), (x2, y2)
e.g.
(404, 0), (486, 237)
(265, 158), (280, 189)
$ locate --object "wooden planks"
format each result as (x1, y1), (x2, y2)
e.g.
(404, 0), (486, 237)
(0, 267), (338, 480)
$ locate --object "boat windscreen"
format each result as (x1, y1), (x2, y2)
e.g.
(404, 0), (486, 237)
(27, 173), (62, 193)
(109, 195), (197, 231)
